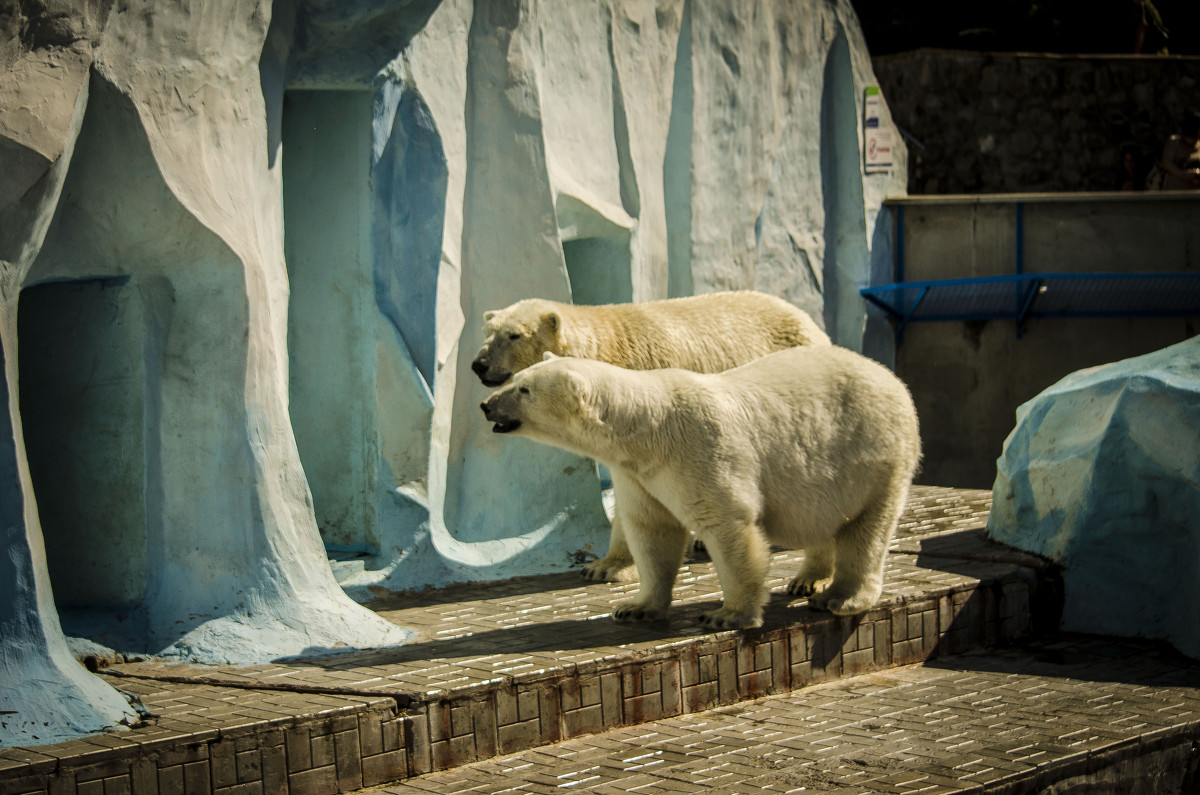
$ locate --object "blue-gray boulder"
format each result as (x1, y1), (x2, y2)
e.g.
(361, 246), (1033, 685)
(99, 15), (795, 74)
(989, 336), (1200, 658)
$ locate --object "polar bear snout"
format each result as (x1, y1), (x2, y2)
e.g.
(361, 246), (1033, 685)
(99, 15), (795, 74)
(471, 354), (510, 387)
(480, 395), (523, 434)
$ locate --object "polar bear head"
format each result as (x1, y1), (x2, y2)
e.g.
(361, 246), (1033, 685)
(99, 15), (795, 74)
(471, 299), (566, 387)
(479, 354), (586, 434)
(479, 354), (619, 455)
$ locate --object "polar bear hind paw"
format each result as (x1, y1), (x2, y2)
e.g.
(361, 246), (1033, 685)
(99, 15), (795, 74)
(582, 558), (639, 583)
(699, 607), (763, 630)
(613, 601), (667, 622)
(809, 590), (876, 616)
(786, 574), (831, 597)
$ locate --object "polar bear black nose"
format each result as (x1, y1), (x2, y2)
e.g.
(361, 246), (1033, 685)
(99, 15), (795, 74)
(471, 358), (488, 377)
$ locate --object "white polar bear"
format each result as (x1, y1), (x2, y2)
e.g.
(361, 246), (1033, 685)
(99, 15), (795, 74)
(471, 291), (830, 582)
(480, 346), (921, 628)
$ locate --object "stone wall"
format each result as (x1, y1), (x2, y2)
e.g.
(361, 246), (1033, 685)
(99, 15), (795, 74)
(872, 49), (1200, 194)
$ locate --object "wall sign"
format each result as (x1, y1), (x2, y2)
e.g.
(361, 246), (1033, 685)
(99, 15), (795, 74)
(863, 86), (894, 174)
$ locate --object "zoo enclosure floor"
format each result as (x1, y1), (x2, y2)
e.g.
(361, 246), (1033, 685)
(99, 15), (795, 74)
(7, 487), (1197, 794)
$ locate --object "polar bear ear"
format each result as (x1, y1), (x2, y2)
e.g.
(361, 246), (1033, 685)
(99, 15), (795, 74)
(563, 370), (605, 426)
(541, 311), (561, 333)
(542, 351), (559, 362)
(483, 310), (497, 322)
(563, 369), (586, 398)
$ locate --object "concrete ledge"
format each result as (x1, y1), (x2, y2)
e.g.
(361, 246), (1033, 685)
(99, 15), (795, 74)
(368, 636), (1200, 794)
(0, 487), (1058, 794)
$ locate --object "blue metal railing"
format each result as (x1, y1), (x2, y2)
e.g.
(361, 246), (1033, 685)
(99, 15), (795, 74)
(861, 272), (1200, 341)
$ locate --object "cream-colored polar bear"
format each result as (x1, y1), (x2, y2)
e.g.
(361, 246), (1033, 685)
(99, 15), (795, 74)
(480, 346), (921, 628)
(471, 291), (830, 582)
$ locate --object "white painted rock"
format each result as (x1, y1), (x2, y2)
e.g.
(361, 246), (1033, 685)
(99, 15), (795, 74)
(989, 336), (1200, 658)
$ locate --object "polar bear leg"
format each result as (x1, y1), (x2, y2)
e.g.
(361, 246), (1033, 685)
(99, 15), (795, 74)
(697, 524), (771, 629)
(583, 471), (685, 582)
(809, 488), (905, 615)
(787, 544), (835, 597)
(581, 502), (638, 582)
(611, 480), (688, 622)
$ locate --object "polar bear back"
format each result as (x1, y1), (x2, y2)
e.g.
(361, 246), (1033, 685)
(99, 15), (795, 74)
(551, 291), (829, 372)
(571, 345), (920, 549)
(715, 346), (920, 542)
(700, 348), (916, 547)
(718, 345), (920, 465)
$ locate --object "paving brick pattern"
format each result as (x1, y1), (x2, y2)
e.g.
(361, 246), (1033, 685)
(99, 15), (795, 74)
(368, 637), (1200, 794)
(0, 486), (1067, 795)
(0, 689), (408, 795)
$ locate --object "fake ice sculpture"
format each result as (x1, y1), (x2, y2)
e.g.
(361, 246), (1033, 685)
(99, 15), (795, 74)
(989, 336), (1200, 658)
(284, 0), (906, 597)
(1, 0), (411, 746)
(1, 0), (904, 745)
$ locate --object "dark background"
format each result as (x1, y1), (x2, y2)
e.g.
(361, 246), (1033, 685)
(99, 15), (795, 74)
(849, 0), (1200, 56)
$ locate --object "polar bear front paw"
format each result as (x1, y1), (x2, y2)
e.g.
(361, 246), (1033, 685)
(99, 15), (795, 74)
(786, 574), (831, 597)
(809, 590), (876, 616)
(698, 607), (762, 630)
(582, 557), (639, 583)
(612, 601), (667, 622)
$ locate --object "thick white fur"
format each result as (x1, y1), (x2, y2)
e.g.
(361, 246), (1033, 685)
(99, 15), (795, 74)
(471, 291), (830, 582)
(480, 346), (921, 629)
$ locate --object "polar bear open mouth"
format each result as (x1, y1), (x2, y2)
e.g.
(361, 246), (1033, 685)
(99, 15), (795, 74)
(481, 399), (521, 433)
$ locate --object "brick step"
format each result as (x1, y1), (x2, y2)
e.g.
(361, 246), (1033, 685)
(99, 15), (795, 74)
(369, 635), (1200, 794)
(1, 487), (1061, 795)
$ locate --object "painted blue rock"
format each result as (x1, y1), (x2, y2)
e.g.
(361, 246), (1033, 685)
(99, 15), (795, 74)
(989, 336), (1200, 658)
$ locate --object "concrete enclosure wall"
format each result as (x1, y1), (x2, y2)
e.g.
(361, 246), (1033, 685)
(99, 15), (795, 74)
(19, 279), (147, 608)
(275, 0), (908, 596)
(884, 192), (1200, 489)
(1, 0), (905, 745)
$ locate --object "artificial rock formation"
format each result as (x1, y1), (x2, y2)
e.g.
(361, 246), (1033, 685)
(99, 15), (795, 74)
(0, 0), (419, 746)
(1, 0), (903, 745)
(990, 336), (1200, 659)
(286, 0), (906, 598)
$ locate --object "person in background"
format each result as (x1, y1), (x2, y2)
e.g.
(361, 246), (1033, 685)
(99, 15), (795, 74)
(1146, 110), (1200, 190)
(1114, 144), (1146, 191)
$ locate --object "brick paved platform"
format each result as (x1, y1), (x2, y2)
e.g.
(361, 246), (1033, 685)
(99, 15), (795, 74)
(368, 636), (1200, 794)
(0, 487), (1077, 795)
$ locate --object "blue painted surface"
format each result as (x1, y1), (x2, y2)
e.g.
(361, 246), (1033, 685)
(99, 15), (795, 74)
(372, 80), (446, 389)
(862, 271), (1200, 336)
(663, 0), (694, 300)
(820, 26), (869, 350)
(989, 336), (1200, 658)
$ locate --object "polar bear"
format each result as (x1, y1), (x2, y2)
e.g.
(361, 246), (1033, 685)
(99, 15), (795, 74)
(471, 291), (830, 582)
(480, 346), (921, 628)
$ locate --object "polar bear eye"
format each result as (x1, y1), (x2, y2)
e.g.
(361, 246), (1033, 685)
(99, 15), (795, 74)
(508, 333), (521, 341)
(518, 386), (530, 395)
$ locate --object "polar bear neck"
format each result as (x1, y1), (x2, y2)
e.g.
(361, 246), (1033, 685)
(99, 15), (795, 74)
(573, 367), (695, 472)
